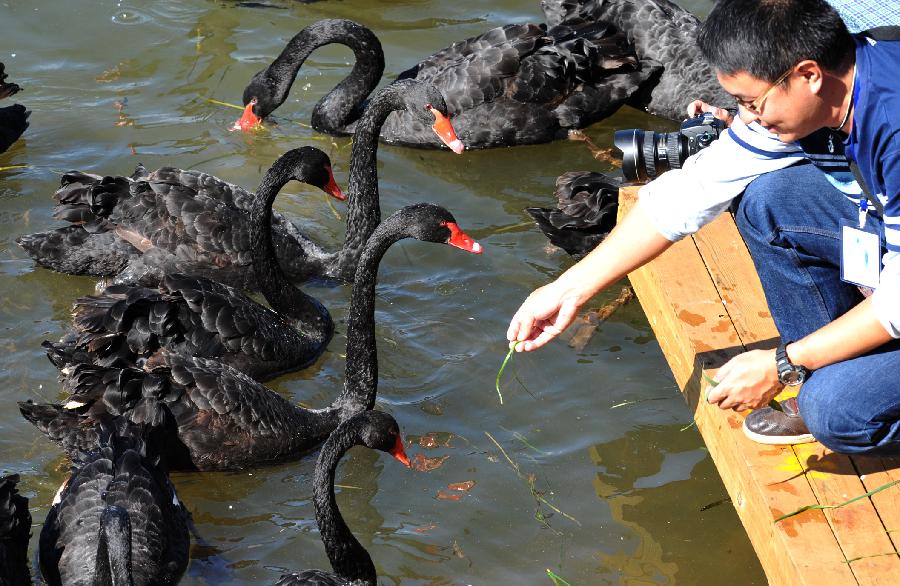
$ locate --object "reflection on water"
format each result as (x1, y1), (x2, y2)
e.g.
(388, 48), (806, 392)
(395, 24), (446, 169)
(0, 0), (766, 583)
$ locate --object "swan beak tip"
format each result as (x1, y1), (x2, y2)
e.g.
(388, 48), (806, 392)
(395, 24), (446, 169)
(429, 107), (465, 154)
(447, 222), (483, 254)
(232, 98), (263, 133)
(324, 167), (346, 201)
(391, 436), (411, 467)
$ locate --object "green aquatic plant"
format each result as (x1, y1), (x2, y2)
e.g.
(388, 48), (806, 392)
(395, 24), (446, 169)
(495, 341), (522, 405)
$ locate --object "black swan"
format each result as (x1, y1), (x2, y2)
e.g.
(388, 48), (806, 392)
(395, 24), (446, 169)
(20, 203), (482, 471)
(18, 79), (461, 288)
(527, 170), (621, 258)
(541, 0), (735, 120)
(236, 17), (656, 148)
(0, 474), (31, 586)
(43, 147), (341, 383)
(275, 410), (410, 586)
(0, 62), (29, 154)
(38, 427), (190, 586)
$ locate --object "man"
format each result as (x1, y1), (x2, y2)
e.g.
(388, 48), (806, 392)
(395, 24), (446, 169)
(507, 0), (900, 454)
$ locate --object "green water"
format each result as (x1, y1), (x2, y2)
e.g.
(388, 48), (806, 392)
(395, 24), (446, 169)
(0, 0), (766, 583)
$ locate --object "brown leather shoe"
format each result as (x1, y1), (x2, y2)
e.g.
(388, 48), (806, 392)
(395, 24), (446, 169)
(742, 397), (815, 445)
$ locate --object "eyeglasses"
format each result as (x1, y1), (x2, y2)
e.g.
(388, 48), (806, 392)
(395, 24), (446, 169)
(735, 67), (794, 115)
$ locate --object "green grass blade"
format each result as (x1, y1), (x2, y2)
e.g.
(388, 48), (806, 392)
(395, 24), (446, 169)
(546, 568), (573, 586)
(205, 97), (244, 110)
(774, 478), (900, 523)
(495, 342), (520, 405)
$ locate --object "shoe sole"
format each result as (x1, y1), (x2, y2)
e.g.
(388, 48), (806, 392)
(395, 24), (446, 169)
(742, 421), (816, 445)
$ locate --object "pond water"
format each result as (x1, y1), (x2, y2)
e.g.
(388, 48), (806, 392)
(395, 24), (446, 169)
(0, 0), (766, 583)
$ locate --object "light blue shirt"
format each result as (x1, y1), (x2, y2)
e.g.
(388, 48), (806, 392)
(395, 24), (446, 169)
(827, 0), (900, 33)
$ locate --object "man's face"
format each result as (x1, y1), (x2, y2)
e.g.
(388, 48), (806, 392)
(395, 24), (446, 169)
(717, 68), (825, 143)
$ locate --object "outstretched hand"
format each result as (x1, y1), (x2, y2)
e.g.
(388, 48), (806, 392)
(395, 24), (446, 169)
(506, 281), (583, 352)
(686, 99), (735, 127)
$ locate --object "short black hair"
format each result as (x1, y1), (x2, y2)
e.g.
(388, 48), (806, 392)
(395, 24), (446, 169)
(698, 0), (854, 82)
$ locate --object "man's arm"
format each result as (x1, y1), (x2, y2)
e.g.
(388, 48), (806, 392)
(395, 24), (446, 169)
(507, 202), (672, 351)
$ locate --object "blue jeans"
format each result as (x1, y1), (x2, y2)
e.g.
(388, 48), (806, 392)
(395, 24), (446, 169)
(734, 162), (900, 455)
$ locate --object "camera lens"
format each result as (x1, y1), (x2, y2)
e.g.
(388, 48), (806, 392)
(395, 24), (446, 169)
(613, 114), (724, 182)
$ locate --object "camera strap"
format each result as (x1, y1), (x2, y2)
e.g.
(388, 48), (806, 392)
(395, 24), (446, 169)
(865, 27), (900, 41)
(849, 159), (884, 215)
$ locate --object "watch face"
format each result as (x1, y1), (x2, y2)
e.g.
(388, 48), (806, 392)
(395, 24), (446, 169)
(780, 369), (806, 386)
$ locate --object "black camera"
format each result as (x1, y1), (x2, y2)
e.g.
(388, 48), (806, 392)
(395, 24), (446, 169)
(613, 112), (726, 183)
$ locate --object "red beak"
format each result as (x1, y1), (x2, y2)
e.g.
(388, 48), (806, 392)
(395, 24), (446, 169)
(446, 222), (483, 254)
(429, 107), (464, 154)
(390, 435), (411, 468)
(322, 165), (346, 201)
(231, 98), (262, 132)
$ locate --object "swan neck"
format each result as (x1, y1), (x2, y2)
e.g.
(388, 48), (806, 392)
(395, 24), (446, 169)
(338, 86), (408, 280)
(334, 226), (407, 416)
(310, 21), (385, 133)
(314, 429), (376, 584)
(249, 160), (331, 336)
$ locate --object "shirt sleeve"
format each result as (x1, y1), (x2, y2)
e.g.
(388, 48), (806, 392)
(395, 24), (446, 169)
(638, 118), (807, 241)
(869, 150), (900, 337)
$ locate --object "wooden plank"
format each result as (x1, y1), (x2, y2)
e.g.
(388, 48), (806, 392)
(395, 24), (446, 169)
(686, 192), (900, 582)
(618, 187), (857, 584)
(795, 444), (900, 583)
(854, 455), (900, 553)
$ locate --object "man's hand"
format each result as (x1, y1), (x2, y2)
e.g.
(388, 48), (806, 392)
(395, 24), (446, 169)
(686, 100), (735, 127)
(705, 349), (782, 411)
(506, 280), (583, 352)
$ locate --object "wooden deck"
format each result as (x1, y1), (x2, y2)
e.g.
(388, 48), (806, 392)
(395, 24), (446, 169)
(618, 187), (900, 585)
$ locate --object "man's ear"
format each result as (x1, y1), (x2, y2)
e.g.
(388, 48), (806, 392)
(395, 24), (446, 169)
(795, 60), (825, 94)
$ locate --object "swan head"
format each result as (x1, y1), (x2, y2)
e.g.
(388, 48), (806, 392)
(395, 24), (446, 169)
(351, 411), (411, 467)
(381, 203), (483, 254)
(286, 146), (346, 201)
(399, 81), (464, 154)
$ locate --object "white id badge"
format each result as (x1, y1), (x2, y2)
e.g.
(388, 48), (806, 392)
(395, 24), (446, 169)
(841, 222), (881, 288)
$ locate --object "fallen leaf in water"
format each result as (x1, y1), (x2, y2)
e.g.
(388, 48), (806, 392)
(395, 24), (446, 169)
(435, 490), (463, 501)
(452, 540), (465, 560)
(412, 453), (449, 472)
(96, 63), (129, 83)
(448, 480), (476, 492)
(416, 432), (454, 449)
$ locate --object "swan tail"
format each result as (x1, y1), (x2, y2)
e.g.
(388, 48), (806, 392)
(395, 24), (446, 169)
(53, 172), (132, 231)
(69, 285), (188, 362)
(17, 400), (104, 457)
(96, 506), (133, 586)
(0, 104), (29, 153)
(526, 171), (620, 258)
(0, 473), (31, 573)
(0, 62), (22, 99)
(17, 225), (136, 276)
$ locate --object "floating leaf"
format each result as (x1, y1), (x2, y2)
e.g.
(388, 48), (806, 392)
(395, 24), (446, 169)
(435, 490), (463, 501)
(411, 453), (449, 472)
(448, 480), (476, 492)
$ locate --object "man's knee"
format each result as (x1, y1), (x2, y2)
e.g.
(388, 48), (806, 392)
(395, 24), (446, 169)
(798, 385), (893, 455)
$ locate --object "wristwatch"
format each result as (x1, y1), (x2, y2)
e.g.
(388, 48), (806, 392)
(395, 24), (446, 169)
(775, 343), (809, 386)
